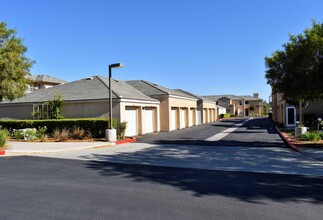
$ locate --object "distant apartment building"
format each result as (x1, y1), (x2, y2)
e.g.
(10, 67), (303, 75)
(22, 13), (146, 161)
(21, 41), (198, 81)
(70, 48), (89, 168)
(26, 74), (67, 93)
(202, 93), (264, 116)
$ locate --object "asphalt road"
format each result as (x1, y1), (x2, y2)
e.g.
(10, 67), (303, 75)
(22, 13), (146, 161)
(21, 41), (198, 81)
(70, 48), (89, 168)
(0, 156), (322, 220)
(137, 117), (285, 147)
(2, 117), (323, 219)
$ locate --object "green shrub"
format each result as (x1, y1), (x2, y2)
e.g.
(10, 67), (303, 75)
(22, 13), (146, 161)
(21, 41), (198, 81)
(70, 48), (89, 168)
(13, 129), (24, 140)
(36, 126), (48, 142)
(117, 121), (128, 139)
(219, 113), (231, 118)
(299, 132), (321, 142)
(0, 129), (9, 148)
(319, 132), (323, 140)
(13, 128), (37, 141)
(24, 129), (37, 141)
(0, 118), (117, 138)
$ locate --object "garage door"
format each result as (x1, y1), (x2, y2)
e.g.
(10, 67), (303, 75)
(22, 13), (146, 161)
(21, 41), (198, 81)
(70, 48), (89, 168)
(144, 107), (154, 134)
(180, 108), (186, 129)
(170, 108), (177, 131)
(189, 109), (194, 127)
(196, 110), (202, 125)
(124, 106), (138, 137)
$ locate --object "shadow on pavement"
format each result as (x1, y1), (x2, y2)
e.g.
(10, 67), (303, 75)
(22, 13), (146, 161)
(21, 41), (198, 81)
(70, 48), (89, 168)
(85, 160), (323, 203)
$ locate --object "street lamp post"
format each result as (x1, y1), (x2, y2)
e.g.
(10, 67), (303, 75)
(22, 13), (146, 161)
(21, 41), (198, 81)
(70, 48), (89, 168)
(106, 63), (124, 142)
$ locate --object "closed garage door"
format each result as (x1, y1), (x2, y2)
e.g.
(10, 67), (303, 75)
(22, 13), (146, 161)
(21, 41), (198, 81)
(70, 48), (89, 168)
(180, 108), (186, 129)
(189, 109), (194, 127)
(196, 110), (202, 125)
(144, 107), (154, 134)
(170, 108), (177, 131)
(125, 106), (138, 137)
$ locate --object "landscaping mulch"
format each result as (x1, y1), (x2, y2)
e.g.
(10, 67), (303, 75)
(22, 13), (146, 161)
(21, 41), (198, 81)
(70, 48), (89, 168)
(282, 132), (323, 148)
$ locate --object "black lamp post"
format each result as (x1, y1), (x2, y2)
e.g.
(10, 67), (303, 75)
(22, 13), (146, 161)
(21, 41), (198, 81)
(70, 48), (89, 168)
(108, 63), (124, 129)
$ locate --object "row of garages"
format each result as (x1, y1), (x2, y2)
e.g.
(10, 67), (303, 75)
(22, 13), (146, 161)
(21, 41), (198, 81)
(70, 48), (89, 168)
(122, 81), (218, 137)
(0, 76), (219, 137)
(122, 106), (217, 137)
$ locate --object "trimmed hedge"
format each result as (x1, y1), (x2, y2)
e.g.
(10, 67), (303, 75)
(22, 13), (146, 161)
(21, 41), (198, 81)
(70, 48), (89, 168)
(219, 113), (232, 118)
(0, 118), (118, 138)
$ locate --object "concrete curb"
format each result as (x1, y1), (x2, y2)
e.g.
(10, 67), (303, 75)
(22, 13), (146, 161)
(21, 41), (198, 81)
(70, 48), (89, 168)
(275, 126), (300, 152)
(275, 126), (323, 162)
(116, 137), (137, 145)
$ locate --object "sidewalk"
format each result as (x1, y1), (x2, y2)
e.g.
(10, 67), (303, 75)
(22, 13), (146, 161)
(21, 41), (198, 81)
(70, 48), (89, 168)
(3, 141), (115, 155)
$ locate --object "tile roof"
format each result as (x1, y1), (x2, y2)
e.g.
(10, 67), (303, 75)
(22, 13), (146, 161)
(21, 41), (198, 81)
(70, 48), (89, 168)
(26, 74), (67, 84)
(201, 95), (238, 102)
(1, 76), (158, 104)
(240, 95), (263, 101)
(202, 94), (262, 101)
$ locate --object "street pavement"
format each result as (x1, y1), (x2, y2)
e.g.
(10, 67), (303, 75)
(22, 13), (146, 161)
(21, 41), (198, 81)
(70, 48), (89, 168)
(1, 117), (323, 219)
(0, 156), (322, 220)
(6, 117), (323, 177)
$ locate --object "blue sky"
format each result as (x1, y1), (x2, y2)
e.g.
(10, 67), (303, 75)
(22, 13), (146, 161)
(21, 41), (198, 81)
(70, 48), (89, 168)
(1, 0), (322, 101)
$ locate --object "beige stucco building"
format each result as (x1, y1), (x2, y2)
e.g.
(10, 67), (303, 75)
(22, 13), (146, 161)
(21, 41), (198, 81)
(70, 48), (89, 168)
(26, 74), (67, 93)
(174, 89), (217, 124)
(203, 93), (264, 117)
(0, 76), (160, 137)
(271, 92), (323, 127)
(126, 80), (213, 132)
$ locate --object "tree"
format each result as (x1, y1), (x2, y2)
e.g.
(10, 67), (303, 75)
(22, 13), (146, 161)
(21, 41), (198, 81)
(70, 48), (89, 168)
(48, 93), (64, 119)
(262, 101), (270, 116)
(265, 21), (323, 125)
(0, 22), (34, 101)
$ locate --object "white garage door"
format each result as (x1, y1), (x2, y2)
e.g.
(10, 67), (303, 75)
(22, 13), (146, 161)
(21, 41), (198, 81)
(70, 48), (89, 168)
(189, 109), (194, 127)
(144, 107), (154, 134)
(180, 108), (186, 129)
(124, 106), (138, 137)
(170, 108), (177, 131)
(196, 110), (202, 125)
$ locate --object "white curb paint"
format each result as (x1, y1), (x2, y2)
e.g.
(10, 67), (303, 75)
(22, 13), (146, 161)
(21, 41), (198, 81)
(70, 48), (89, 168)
(205, 118), (252, 141)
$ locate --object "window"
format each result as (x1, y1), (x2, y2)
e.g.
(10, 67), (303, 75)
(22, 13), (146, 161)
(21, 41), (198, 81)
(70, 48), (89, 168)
(28, 84), (36, 93)
(245, 101), (249, 104)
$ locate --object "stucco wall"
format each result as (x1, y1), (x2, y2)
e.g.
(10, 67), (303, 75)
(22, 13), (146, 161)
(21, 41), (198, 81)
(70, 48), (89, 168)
(169, 97), (197, 130)
(0, 99), (120, 120)
(151, 95), (197, 132)
(62, 100), (120, 119)
(272, 93), (286, 124)
(0, 104), (34, 119)
(202, 101), (217, 122)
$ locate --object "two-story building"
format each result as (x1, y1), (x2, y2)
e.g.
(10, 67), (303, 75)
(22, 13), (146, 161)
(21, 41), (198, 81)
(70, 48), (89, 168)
(26, 74), (67, 93)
